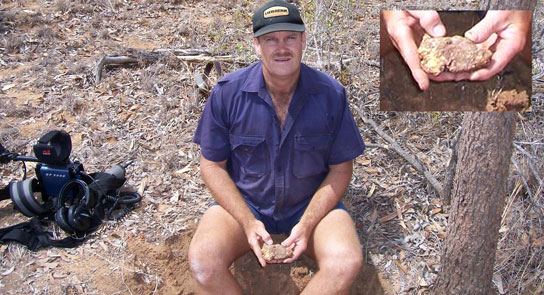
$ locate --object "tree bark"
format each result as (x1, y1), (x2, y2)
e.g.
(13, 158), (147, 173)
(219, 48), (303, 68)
(478, 0), (535, 9)
(433, 112), (516, 294)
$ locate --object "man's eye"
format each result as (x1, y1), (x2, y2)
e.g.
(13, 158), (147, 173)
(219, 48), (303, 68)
(286, 36), (297, 42)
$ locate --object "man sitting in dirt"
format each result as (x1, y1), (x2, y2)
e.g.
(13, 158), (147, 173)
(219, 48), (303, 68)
(189, 1), (366, 294)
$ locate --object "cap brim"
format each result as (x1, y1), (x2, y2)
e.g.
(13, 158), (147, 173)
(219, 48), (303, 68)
(254, 23), (305, 37)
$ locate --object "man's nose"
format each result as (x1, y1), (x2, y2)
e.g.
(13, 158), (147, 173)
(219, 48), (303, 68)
(278, 37), (293, 47)
(276, 39), (290, 51)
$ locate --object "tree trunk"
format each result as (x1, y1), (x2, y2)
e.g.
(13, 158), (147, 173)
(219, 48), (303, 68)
(478, 0), (535, 9)
(433, 112), (516, 294)
(433, 1), (535, 294)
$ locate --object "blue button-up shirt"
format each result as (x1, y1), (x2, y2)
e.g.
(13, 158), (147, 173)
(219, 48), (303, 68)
(193, 61), (365, 221)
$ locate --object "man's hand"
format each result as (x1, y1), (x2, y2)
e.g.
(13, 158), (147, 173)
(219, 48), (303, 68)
(279, 222), (311, 263)
(382, 10), (446, 90)
(432, 10), (532, 82)
(242, 218), (273, 267)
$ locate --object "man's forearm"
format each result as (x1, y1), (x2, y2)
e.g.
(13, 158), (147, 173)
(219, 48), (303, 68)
(200, 156), (256, 229)
(298, 160), (353, 232)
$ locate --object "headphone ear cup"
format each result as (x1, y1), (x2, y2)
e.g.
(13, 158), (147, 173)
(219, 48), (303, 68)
(55, 207), (74, 234)
(76, 210), (91, 232)
(67, 205), (79, 230)
(67, 205), (91, 232)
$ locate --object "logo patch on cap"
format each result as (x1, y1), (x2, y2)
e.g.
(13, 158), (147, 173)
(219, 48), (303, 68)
(263, 6), (289, 18)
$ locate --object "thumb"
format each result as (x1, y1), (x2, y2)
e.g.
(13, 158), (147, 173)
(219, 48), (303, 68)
(281, 234), (296, 248)
(465, 15), (497, 43)
(407, 11), (446, 37)
(257, 228), (273, 245)
(281, 236), (294, 248)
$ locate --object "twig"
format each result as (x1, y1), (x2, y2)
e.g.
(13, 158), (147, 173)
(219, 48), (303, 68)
(154, 48), (212, 56)
(532, 27), (544, 51)
(105, 0), (115, 12)
(514, 140), (544, 145)
(120, 255), (134, 295)
(152, 274), (160, 295)
(511, 156), (535, 200)
(513, 143), (544, 191)
(365, 143), (389, 149)
(354, 89), (380, 105)
(353, 106), (444, 197)
(85, 248), (156, 277)
(175, 55), (234, 63)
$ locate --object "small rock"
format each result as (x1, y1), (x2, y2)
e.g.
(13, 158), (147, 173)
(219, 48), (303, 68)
(261, 244), (293, 261)
(418, 34), (492, 75)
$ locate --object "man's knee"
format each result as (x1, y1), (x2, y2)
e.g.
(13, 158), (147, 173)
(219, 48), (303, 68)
(188, 238), (226, 285)
(320, 245), (363, 281)
(188, 240), (211, 284)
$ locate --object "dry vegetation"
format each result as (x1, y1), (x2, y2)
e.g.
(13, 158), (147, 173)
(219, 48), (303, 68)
(0, 0), (543, 294)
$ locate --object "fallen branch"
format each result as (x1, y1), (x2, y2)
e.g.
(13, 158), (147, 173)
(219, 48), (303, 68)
(95, 55), (139, 83)
(353, 106), (444, 197)
(94, 49), (235, 83)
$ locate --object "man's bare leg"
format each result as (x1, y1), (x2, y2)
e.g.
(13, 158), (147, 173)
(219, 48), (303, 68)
(301, 209), (363, 295)
(188, 205), (251, 295)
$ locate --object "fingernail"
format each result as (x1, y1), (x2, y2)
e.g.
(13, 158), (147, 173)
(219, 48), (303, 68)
(433, 25), (445, 37)
(466, 31), (476, 41)
(416, 78), (427, 91)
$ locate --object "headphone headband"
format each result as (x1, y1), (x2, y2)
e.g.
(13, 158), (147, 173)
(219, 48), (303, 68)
(33, 130), (72, 166)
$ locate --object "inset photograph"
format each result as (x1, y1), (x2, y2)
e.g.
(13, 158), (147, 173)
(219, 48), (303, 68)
(380, 10), (532, 111)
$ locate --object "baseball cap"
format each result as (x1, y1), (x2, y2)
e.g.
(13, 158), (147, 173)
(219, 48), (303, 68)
(252, 0), (305, 37)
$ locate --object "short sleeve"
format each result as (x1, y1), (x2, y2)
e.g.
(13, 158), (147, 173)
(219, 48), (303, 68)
(193, 85), (231, 162)
(328, 90), (365, 165)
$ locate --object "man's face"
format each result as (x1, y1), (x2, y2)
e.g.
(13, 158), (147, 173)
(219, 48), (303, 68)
(254, 31), (306, 79)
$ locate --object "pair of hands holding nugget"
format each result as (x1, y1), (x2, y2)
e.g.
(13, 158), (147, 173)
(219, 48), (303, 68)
(245, 218), (304, 267)
(383, 10), (532, 90)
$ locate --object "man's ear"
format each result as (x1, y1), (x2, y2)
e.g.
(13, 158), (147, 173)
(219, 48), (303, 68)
(253, 37), (262, 56)
(302, 32), (307, 50)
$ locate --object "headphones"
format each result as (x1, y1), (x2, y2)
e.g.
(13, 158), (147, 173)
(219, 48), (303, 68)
(9, 178), (50, 217)
(54, 179), (94, 234)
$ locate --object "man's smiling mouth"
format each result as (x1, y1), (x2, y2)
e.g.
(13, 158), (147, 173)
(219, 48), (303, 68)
(274, 56), (292, 62)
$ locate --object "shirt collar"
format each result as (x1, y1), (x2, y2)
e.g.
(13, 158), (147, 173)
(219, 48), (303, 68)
(241, 61), (327, 95)
(241, 61), (265, 94)
(299, 63), (328, 94)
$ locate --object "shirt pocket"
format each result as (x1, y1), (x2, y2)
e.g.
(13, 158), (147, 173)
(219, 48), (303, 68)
(229, 134), (267, 178)
(293, 134), (330, 178)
